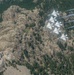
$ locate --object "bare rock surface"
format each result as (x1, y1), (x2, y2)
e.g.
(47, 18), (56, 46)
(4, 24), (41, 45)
(0, 5), (41, 72)
(0, 5), (61, 73)
(4, 65), (31, 75)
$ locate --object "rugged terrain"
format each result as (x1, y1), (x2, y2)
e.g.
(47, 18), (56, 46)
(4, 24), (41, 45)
(0, 0), (74, 75)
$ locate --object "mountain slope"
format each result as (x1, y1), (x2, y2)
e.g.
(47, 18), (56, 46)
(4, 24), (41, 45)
(0, 0), (74, 75)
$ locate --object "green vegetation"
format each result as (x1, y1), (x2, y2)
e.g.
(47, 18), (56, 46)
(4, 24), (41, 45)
(24, 52), (74, 75)
(70, 53), (74, 69)
(49, 0), (74, 11)
(0, 0), (43, 14)
(25, 61), (49, 75)
(57, 41), (67, 50)
(43, 53), (74, 75)
(0, 71), (4, 75)
(68, 46), (74, 51)
(64, 22), (74, 30)
(23, 28), (29, 33)
(24, 50), (29, 58)
(33, 31), (43, 43)
(23, 23), (35, 33)
(0, 16), (3, 22)
(25, 23), (35, 28)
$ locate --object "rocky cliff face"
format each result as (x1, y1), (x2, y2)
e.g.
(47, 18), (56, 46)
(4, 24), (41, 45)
(0, 5), (61, 73)
(0, 1), (74, 75)
(0, 5), (40, 71)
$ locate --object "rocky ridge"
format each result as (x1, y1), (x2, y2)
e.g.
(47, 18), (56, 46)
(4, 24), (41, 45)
(0, 1), (74, 75)
(0, 5), (62, 73)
